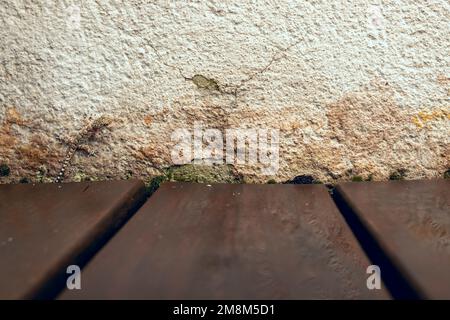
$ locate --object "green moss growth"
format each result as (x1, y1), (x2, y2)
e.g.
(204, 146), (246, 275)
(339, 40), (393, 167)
(351, 175), (364, 182)
(36, 166), (46, 182)
(444, 169), (450, 179)
(145, 164), (243, 195)
(125, 170), (133, 180)
(73, 172), (98, 182)
(267, 179), (277, 184)
(166, 164), (243, 184)
(0, 164), (10, 177)
(146, 175), (168, 195)
(389, 169), (407, 180)
(35, 165), (53, 183)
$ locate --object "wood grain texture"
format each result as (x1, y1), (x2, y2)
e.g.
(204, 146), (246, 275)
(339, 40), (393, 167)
(335, 179), (450, 299)
(60, 182), (389, 299)
(0, 180), (147, 299)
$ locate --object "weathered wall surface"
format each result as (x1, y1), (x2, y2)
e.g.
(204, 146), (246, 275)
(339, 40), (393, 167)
(0, 0), (449, 184)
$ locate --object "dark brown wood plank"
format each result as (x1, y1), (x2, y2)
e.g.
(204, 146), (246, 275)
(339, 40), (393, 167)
(60, 182), (389, 299)
(335, 179), (450, 299)
(0, 180), (147, 299)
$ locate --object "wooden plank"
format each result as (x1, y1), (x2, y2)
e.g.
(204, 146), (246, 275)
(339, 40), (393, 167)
(60, 182), (389, 299)
(335, 180), (450, 299)
(0, 180), (147, 299)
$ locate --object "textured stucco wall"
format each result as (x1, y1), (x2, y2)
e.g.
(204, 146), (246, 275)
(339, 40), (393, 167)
(0, 0), (449, 184)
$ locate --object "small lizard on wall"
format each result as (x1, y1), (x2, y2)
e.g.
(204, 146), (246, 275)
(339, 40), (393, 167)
(54, 115), (113, 183)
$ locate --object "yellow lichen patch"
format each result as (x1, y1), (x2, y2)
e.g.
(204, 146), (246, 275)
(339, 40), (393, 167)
(411, 108), (450, 128)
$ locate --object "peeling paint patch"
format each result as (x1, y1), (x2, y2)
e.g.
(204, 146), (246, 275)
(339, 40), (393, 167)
(191, 74), (220, 91)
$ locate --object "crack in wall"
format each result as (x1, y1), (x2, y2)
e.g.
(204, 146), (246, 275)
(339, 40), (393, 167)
(147, 38), (302, 105)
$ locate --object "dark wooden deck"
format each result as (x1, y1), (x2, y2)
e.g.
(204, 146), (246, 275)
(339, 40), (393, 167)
(0, 179), (448, 299)
(335, 180), (450, 299)
(60, 183), (388, 299)
(0, 180), (147, 299)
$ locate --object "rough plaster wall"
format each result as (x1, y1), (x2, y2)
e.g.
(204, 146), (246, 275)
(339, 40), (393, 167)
(0, 0), (449, 184)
